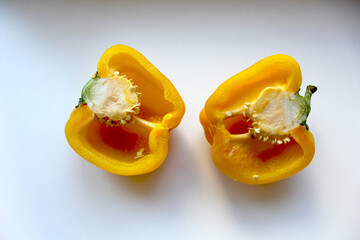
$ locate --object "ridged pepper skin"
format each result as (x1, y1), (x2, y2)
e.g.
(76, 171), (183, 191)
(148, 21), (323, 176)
(65, 45), (185, 176)
(200, 55), (315, 184)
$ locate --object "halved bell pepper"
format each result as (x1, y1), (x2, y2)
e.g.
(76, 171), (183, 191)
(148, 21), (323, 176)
(200, 54), (317, 184)
(65, 45), (185, 175)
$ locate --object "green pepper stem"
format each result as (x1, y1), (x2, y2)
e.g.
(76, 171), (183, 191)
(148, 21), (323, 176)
(304, 85), (317, 106)
(75, 72), (99, 108)
(75, 97), (84, 108)
(298, 85), (317, 129)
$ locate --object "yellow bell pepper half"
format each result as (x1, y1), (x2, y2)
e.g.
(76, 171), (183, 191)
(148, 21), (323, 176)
(200, 55), (316, 184)
(65, 45), (185, 176)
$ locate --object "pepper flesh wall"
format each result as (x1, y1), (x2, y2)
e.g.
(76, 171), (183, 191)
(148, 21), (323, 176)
(200, 54), (317, 185)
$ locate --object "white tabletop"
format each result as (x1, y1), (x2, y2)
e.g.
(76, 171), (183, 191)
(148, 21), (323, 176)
(1, 0), (359, 239)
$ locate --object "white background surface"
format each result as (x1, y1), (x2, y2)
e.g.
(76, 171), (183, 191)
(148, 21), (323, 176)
(1, 0), (360, 239)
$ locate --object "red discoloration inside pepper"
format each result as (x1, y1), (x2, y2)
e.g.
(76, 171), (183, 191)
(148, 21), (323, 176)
(99, 124), (138, 151)
(227, 119), (253, 135)
(257, 138), (296, 162)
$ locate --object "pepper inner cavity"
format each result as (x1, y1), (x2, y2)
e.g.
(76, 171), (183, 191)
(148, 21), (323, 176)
(225, 115), (252, 135)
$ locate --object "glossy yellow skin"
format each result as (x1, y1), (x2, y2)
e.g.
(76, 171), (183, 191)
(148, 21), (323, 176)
(65, 45), (185, 175)
(200, 54), (315, 184)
